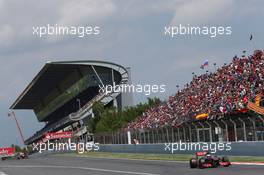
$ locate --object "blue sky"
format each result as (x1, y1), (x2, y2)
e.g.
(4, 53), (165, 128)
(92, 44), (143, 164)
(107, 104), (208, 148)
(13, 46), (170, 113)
(0, 0), (263, 146)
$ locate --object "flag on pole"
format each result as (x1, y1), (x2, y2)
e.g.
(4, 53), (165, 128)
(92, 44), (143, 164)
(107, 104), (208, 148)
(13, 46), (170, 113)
(200, 60), (209, 69)
(203, 60), (209, 66)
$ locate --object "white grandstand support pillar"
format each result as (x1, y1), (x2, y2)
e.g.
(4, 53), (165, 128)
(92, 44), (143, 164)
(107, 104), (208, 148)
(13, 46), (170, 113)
(114, 133), (116, 144)
(229, 119), (237, 142)
(127, 131), (132, 144)
(213, 121), (221, 142)
(143, 131), (146, 144)
(138, 131), (142, 144)
(187, 124), (192, 142)
(220, 120), (229, 142)
(192, 123), (199, 142)
(177, 127), (180, 142)
(152, 130), (155, 143)
(205, 121), (213, 142)
(198, 122), (205, 142)
(116, 132), (119, 144)
(147, 130), (150, 144)
(182, 126), (186, 142)
(103, 135), (106, 144)
(119, 132), (122, 144)
(171, 127), (174, 143)
(166, 128), (169, 143)
(117, 133), (119, 144)
(248, 117), (257, 141)
(238, 118), (247, 141)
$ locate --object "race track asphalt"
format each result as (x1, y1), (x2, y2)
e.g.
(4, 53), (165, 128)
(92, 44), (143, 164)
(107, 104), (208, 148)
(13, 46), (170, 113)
(0, 154), (263, 175)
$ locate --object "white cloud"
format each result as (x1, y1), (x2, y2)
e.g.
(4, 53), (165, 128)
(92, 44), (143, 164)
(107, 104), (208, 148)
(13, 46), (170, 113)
(57, 0), (116, 25)
(0, 25), (15, 47)
(170, 0), (235, 25)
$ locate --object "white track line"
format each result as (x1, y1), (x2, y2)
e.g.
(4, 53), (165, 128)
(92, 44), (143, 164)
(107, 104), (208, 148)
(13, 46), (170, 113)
(61, 155), (264, 166)
(63, 155), (187, 163)
(0, 165), (160, 175)
(232, 162), (264, 166)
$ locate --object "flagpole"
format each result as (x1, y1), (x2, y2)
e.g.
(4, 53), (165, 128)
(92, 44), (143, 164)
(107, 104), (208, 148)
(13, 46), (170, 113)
(250, 34), (256, 51)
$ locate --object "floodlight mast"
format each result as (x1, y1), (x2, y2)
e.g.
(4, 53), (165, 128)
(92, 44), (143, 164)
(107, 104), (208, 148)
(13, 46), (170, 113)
(8, 111), (25, 146)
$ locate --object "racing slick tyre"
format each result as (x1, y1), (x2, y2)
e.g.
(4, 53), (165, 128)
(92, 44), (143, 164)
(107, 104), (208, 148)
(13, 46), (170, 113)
(222, 156), (230, 167)
(198, 158), (206, 169)
(189, 158), (198, 168)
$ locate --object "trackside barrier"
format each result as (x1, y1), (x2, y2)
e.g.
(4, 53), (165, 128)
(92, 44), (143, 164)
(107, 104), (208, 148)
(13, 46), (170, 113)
(95, 115), (264, 144)
(98, 142), (264, 156)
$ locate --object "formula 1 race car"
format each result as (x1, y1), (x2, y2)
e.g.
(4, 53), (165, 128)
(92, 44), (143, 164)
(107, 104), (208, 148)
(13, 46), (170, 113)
(1, 152), (28, 161)
(16, 152), (28, 160)
(190, 152), (231, 169)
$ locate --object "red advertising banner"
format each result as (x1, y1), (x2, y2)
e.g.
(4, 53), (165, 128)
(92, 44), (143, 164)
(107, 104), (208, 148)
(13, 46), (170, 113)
(0, 147), (15, 155)
(45, 132), (73, 140)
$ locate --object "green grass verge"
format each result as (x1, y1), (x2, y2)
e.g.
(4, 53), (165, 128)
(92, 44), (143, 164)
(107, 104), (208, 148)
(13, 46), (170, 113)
(61, 152), (264, 163)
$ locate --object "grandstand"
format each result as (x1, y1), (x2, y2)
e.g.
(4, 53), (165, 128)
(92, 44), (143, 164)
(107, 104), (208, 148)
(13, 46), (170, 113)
(10, 61), (133, 145)
(95, 50), (264, 144)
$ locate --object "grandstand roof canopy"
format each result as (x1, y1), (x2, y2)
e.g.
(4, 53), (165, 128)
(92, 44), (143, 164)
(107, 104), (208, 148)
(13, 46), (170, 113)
(10, 60), (128, 109)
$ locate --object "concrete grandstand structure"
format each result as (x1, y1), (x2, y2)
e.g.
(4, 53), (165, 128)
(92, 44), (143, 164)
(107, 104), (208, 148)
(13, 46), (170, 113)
(10, 61), (133, 145)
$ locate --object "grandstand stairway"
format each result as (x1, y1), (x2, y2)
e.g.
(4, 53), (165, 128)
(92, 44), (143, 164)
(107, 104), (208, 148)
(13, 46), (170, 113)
(69, 74), (129, 122)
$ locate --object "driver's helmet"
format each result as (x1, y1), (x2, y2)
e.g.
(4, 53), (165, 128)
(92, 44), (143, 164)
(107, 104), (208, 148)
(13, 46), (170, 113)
(206, 152), (211, 157)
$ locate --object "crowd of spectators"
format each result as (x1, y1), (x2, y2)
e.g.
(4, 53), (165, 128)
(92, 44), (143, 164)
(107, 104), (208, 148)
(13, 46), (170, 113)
(127, 50), (264, 130)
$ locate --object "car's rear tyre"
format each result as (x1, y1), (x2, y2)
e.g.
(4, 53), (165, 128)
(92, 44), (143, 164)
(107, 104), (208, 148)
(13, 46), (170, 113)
(190, 158), (198, 168)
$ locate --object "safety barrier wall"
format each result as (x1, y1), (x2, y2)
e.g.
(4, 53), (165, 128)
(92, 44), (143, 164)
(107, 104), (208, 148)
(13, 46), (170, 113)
(98, 142), (264, 156)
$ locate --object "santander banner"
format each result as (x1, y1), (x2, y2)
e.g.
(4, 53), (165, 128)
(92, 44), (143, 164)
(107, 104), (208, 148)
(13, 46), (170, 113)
(45, 132), (73, 140)
(0, 147), (15, 155)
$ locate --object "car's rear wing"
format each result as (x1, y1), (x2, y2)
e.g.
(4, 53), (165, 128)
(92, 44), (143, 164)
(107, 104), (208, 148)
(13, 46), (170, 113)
(196, 151), (208, 156)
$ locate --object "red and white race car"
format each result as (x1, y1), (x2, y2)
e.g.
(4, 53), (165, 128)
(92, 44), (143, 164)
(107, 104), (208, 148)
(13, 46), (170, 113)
(190, 151), (231, 169)
(0, 147), (28, 161)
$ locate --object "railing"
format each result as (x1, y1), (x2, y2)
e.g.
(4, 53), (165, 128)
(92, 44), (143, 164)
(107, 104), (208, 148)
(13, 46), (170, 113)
(95, 115), (264, 144)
